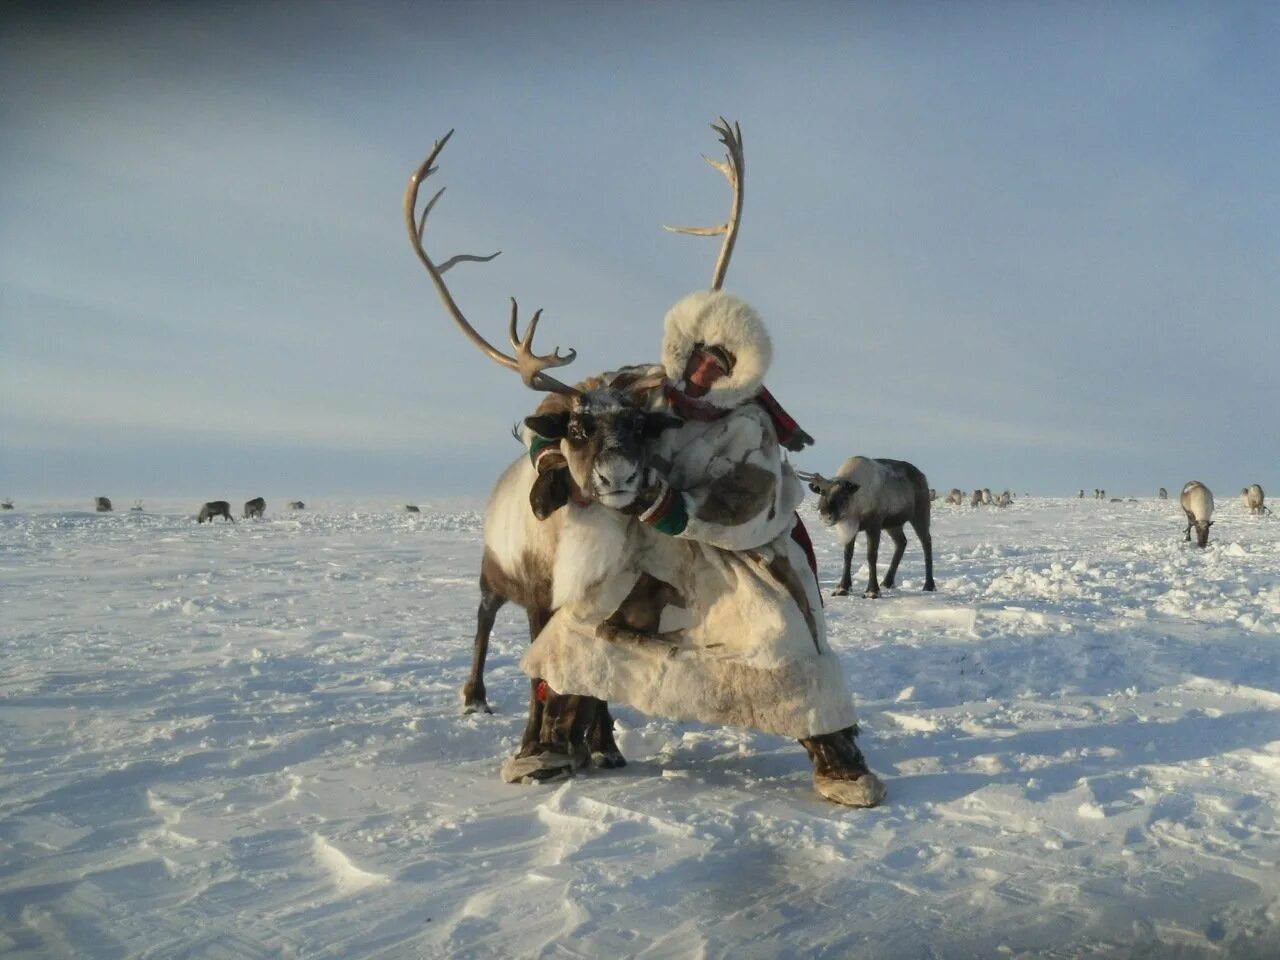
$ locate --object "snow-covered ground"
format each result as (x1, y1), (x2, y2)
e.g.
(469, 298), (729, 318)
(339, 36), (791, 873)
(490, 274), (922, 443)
(2, 494), (1278, 959)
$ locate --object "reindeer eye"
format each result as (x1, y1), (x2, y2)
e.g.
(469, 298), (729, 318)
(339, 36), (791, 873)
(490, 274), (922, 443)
(809, 483), (821, 494)
(568, 415), (593, 443)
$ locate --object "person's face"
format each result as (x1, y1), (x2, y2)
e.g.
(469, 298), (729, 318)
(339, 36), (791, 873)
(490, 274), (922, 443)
(682, 345), (732, 397)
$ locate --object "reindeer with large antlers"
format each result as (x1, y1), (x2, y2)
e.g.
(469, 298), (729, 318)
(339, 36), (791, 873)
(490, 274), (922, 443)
(406, 129), (682, 778)
(409, 122), (883, 806)
(426, 121), (747, 730)
(424, 124), (875, 808)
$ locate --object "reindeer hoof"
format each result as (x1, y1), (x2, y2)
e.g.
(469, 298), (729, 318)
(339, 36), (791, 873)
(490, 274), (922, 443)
(831, 586), (850, 597)
(863, 589), (880, 599)
(591, 749), (627, 770)
(923, 581), (936, 592)
(881, 578), (895, 589)
(462, 699), (493, 715)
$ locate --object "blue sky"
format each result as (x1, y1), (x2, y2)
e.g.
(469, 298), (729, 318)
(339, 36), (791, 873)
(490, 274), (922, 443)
(2, 1), (1276, 501)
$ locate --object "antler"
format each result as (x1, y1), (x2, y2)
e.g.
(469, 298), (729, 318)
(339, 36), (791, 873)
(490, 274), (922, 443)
(664, 117), (745, 292)
(404, 130), (580, 396)
(796, 470), (835, 494)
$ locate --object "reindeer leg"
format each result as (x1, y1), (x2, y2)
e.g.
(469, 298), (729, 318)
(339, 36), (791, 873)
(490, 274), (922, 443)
(588, 702), (626, 769)
(912, 518), (936, 591)
(881, 526), (907, 589)
(462, 571), (505, 713)
(863, 526), (882, 599)
(833, 539), (855, 596)
(518, 678), (544, 754)
(517, 606), (552, 753)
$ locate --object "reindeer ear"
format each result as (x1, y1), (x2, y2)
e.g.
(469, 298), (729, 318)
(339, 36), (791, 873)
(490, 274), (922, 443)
(524, 412), (570, 439)
(643, 413), (684, 438)
(529, 468), (570, 520)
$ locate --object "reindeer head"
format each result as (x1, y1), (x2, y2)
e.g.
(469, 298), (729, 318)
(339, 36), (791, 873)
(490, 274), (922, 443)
(798, 471), (859, 527)
(525, 383), (680, 509)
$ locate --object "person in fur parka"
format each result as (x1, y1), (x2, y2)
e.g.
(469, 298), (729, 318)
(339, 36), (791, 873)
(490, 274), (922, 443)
(518, 290), (885, 808)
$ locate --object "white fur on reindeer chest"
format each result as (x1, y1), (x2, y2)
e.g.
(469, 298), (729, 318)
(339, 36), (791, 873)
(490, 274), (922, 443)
(550, 501), (642, 611)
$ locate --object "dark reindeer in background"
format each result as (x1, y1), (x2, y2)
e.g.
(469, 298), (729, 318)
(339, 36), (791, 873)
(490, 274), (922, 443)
(95, 497), (113, 513)
(244, 497), (266, 519)
(405, 121), (744, 777)
(801, 457), (936, 599)
(198, 501), (234, 523)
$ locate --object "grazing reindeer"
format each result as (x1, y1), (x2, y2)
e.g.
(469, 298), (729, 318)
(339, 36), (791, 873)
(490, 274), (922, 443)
(244, 497), (266, 519)
(1180, 481), (1214, 547)
(198, 501), (234, 523)
(1245, 483), (1268, 516)
(95, 496), (113, 512)
(1, 498), (13, 510)
(404, 505), (421, 513)
(288, 500), (306, 510)
(1158, 487), (1168, 500)
(406, 126), (730, 776)
(945, 488), (963, 505)
(800, 458), (936, 599)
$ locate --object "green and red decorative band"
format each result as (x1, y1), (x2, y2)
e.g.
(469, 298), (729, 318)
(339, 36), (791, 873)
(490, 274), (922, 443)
(638, 480), (689, 535)
(529, 436), (564, 470)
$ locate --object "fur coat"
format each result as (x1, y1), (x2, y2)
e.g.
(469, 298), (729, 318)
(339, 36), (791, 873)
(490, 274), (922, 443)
(521, 291), (859, 740)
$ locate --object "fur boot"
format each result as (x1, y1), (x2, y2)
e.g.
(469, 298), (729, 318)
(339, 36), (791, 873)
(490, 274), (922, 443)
(799, 726), (886, 808)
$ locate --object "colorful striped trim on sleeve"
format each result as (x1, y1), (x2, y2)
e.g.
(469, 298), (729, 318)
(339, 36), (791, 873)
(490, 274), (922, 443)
(638, 482), (689, 536)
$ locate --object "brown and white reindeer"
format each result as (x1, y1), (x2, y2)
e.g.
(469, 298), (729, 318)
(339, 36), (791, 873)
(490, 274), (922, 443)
(409, 123), (884, 807)
(799, 458), (936, 599)
(405, 128), (725, 777)
(1245, 484), (1268, 516)
(1180, 480), (1215, 548)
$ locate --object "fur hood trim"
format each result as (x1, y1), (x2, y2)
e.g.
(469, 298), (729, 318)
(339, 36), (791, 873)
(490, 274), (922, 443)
(662, 291), (772, 411)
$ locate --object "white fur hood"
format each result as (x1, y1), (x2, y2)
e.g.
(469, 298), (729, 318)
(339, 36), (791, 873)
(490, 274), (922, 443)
(662, 290), (772, 411)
